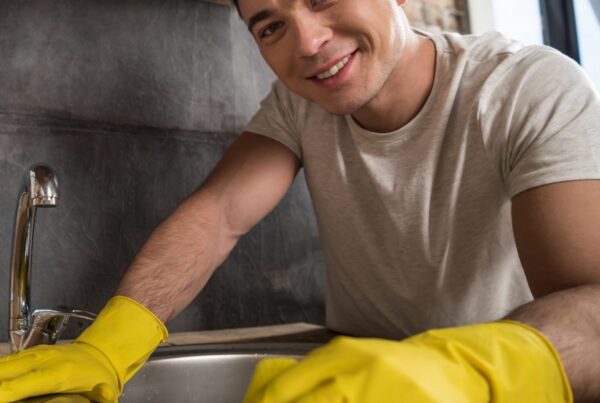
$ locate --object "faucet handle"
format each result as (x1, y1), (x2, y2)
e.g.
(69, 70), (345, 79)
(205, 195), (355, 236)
(27, 308), (97, 346)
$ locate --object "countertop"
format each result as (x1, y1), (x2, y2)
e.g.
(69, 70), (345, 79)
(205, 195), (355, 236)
(0, 322), (337, 356)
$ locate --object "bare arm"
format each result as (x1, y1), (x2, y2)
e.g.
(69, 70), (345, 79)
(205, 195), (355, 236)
(507, 180), (600, 402)
(116, 132), (301, 323)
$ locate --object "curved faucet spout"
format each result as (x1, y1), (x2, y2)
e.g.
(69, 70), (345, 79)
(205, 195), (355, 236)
(9, 164), (59, 352)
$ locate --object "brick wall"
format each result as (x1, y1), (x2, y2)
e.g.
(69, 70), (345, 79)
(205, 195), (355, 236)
(403, 0), (470, 33)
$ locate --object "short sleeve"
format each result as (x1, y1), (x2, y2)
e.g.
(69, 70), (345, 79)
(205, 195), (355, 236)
(479, 47), (600, 198)
(244, 80), (303, 161)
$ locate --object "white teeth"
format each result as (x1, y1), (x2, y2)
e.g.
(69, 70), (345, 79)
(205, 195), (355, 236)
(316, 54), (351, 80)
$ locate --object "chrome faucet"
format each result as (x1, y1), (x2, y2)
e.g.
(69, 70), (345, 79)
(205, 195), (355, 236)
(8, 164), (96, 352)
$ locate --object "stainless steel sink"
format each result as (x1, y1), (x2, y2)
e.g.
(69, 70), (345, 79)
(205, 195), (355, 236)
(120, 343), (321, 403)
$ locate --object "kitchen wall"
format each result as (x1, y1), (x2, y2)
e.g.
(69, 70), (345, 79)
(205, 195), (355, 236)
(0, 0), (324, 340)
(0, 0), (468, 341)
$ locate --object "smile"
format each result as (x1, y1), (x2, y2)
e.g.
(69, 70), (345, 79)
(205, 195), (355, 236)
(316, 54), (352, 80)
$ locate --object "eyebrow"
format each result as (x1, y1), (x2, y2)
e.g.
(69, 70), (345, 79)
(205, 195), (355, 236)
(247, 8), (276, 35)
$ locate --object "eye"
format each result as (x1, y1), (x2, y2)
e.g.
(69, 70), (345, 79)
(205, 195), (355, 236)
(259, 21), (284, 39)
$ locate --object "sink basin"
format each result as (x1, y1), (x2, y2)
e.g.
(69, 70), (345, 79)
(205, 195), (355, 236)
(120, 343), (321, 402)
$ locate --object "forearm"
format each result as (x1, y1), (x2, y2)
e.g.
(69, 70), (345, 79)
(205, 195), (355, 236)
(506, 284), (600, 402)
(116, 189), (239, 323)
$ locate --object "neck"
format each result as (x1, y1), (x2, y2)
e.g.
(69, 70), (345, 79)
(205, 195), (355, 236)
(351, 30), (436, 133)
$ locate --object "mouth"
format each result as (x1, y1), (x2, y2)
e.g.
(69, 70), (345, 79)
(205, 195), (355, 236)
(307, 50), (358, 85)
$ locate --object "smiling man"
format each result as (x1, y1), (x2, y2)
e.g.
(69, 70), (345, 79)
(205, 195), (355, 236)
(1, 0), (600, 402)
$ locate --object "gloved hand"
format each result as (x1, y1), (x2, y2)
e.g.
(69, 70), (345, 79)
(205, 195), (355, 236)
(0, 296), (168, 403)
(244, 321), (573, 403)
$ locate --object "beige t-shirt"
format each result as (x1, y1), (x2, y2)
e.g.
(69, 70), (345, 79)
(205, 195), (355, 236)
(245, 30), (600, 339)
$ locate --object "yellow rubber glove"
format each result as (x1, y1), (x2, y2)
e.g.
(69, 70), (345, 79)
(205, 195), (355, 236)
(16, 393), (91, 402)
(0, 296), (168, 403)
(244, 320), (573, 403)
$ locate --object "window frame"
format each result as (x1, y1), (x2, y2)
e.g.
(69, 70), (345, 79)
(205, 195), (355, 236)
(538, 0), (581, 62)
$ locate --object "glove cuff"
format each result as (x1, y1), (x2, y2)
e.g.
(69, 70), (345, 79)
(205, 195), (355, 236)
(76, 296), (169, 389)
(415, 320), (573, 402)
(498, 319), (573, 400)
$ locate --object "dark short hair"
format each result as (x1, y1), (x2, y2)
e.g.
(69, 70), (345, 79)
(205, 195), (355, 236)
(232, 0), (242, 18)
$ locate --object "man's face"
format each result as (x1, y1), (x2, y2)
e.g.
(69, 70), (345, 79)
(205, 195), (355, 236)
(238, 0), (408, 115)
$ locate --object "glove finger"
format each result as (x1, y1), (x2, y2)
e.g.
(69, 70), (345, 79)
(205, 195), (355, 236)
(257, 337), (367, 401)
(14, 393), (93, 403)
(0, 351), (39, 379)
(0, 366), (81, 401)
(244, 358), (298, 403)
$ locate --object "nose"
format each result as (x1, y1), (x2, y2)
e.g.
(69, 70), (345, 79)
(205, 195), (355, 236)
(292, 12), (332, 58)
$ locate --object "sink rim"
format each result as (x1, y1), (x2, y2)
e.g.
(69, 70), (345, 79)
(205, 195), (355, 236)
(149, 342), (323, 360)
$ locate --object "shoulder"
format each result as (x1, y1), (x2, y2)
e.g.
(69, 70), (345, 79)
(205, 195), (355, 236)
(439, 30), (525, 61)
(268, 79), (337, 129)
(478, 44), (596, 115)
(475, 41), (598, 134)
(435, 30), (586, 88)
(441, 30), (585, 82)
